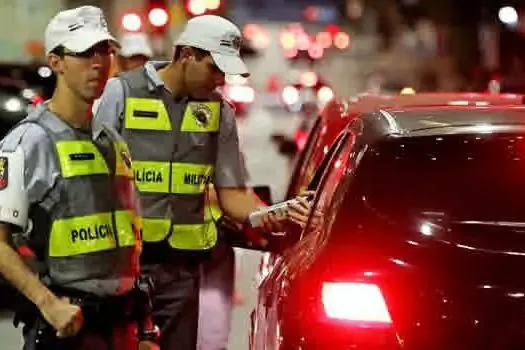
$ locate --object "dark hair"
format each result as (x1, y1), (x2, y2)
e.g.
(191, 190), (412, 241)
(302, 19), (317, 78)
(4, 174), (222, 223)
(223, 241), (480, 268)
(50, 45), (65, 57)
(173, 45), (210, 61)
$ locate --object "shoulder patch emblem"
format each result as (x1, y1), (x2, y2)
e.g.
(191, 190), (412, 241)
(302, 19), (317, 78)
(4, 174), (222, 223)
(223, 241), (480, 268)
(0, 157), (8, 190)
(191, 103), (213, 127)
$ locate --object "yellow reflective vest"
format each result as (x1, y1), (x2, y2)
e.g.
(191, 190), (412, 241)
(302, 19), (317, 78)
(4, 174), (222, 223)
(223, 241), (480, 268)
(120, 68), (219, 252)
(21, 108), (141, 290)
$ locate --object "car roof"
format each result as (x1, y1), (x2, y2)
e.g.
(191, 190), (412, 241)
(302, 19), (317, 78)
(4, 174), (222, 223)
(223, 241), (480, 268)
(321, 92), (524, 125)
(358, 105), (525, 139)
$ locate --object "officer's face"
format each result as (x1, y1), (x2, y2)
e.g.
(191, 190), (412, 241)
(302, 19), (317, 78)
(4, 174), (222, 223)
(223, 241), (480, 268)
(183, 53), (225, 99)
(118, 55), (149, 73)
(49, 41), (112, 103)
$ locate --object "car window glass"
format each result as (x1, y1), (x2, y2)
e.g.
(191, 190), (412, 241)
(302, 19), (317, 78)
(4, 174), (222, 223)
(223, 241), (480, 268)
(307, 132), (348, 192)
(288, 117), (322, 197)
(301, 132), (355, 240)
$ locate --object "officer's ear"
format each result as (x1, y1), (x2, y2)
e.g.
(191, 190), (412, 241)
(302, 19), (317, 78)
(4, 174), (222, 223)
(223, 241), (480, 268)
(47, 52), (64, 75)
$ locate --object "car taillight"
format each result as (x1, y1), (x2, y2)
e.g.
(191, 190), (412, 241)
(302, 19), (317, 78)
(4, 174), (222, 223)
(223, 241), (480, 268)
(317, 86), (334, 104)
(282, 86), (299, 105)
(322, 282), (392, 324)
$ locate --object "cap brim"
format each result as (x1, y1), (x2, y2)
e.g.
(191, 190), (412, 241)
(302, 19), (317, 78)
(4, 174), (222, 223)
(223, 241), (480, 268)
(211, 52), (250, 78)
(62, 28), (119, 53)
(120, 48), (153, 58)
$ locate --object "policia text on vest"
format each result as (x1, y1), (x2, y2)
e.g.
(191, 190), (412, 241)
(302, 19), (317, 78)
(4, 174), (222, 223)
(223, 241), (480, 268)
(135, 167), (213, 187)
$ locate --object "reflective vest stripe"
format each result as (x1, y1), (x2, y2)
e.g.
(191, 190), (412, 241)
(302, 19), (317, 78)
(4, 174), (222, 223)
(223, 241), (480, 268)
(181, 102), (221, 132)
(56, 141), (109, 178)
(171, 163), (213, 194)
(170, 222), (217, 250)
(133, 161), (213, 194)
(124, 98), (171, 131)
(49, 210), (135, 258)
(133, 161), (171, 193)
(142, 218), (171, 242)
(115, 210), (138, 248)
(142, 218), (217, 250)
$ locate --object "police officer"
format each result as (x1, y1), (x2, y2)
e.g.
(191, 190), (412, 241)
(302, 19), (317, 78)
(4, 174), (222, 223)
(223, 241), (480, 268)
(117, 32), (153, 73)
(0, 6), (159, 349)
(94, 15), (311, 349)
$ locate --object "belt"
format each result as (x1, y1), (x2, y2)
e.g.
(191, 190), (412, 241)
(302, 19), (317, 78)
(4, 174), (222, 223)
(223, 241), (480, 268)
(49, 286), (136, 324)
(140, 240), (211, 266)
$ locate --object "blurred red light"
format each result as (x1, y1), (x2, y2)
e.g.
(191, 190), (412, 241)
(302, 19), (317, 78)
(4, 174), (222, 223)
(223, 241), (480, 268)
(308, 43), (324, 59)
(188, 0), (206, 16)
(325, 24), (340, 36)
(122, 12), (142, 32)
(334, 32), (350, 49)
(280, 31), (297, 50)
(206, 0), (220, 10)
(148, 7), (168, 27)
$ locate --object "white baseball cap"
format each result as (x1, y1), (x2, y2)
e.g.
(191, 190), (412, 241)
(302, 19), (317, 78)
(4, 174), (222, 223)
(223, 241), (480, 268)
(45, 6), (117, 55)
(175, 15), (249, 77)
(119, 33), (153, 58)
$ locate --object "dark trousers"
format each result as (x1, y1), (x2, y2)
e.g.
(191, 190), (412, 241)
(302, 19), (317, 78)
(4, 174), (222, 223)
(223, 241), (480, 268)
(142, 260), (201, 350)
(22, 316), (138, 350)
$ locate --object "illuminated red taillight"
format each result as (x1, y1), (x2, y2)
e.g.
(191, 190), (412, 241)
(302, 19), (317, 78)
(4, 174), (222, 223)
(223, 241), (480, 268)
(322, 282), (392, 324)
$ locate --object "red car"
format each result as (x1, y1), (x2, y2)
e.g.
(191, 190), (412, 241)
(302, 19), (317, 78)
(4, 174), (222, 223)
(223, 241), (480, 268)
(265, 93), (525, 286)
(287, 92), (525, 198)
(251, 104), (525, 349)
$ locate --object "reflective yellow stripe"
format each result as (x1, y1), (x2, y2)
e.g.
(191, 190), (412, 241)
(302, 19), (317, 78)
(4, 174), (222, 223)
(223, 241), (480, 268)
(115, 210), (136, 247)
(205, 184), (222, 220)
(142, 219), (218, 249)
(114, 141), (133, 178)
(205, 204), (222, 221)
(172, 163), (213, 194)
(169, 222), (217, 250)
(124, 97), (171, 131)
(181, 102), (220, 132)
(133, 161), (171, 193)
(49, 211), (136, 257)
(142, 218), (171, 242)
(56, 141), (109, 178)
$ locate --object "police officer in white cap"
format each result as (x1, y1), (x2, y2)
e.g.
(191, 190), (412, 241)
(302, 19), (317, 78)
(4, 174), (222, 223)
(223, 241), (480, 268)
(0, 6), (159, 349)
(94, 14), (312, 349)
(117, 32), (153, 73)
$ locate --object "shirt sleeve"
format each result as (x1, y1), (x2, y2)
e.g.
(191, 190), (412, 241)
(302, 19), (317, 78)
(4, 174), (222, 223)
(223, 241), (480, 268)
(0, 124), (59, 229)
(92, 77), (126, 139)
(214, 102), (247, 188)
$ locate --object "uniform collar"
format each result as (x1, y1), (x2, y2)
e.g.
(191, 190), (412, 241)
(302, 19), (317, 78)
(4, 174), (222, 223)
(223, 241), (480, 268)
(144, 61), (169, 92)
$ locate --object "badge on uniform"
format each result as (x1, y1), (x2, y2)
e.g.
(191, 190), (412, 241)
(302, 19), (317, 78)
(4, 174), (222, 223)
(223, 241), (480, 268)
(191, 103), (213, 127)
(0, 157), (8, 190)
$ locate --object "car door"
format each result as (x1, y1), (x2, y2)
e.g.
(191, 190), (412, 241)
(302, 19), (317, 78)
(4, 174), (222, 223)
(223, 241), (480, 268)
(256, 131), (357, 350)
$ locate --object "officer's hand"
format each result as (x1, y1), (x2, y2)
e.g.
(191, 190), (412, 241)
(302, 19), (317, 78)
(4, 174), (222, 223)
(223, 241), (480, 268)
(139, 340), (160, 350)
(287, 191), (315, 229)
(260, 211), (285, 234)
(40, 296), (83, 338)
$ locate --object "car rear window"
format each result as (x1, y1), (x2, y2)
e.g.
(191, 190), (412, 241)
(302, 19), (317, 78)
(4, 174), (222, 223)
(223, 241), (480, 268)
(356, 132), (525, 222)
